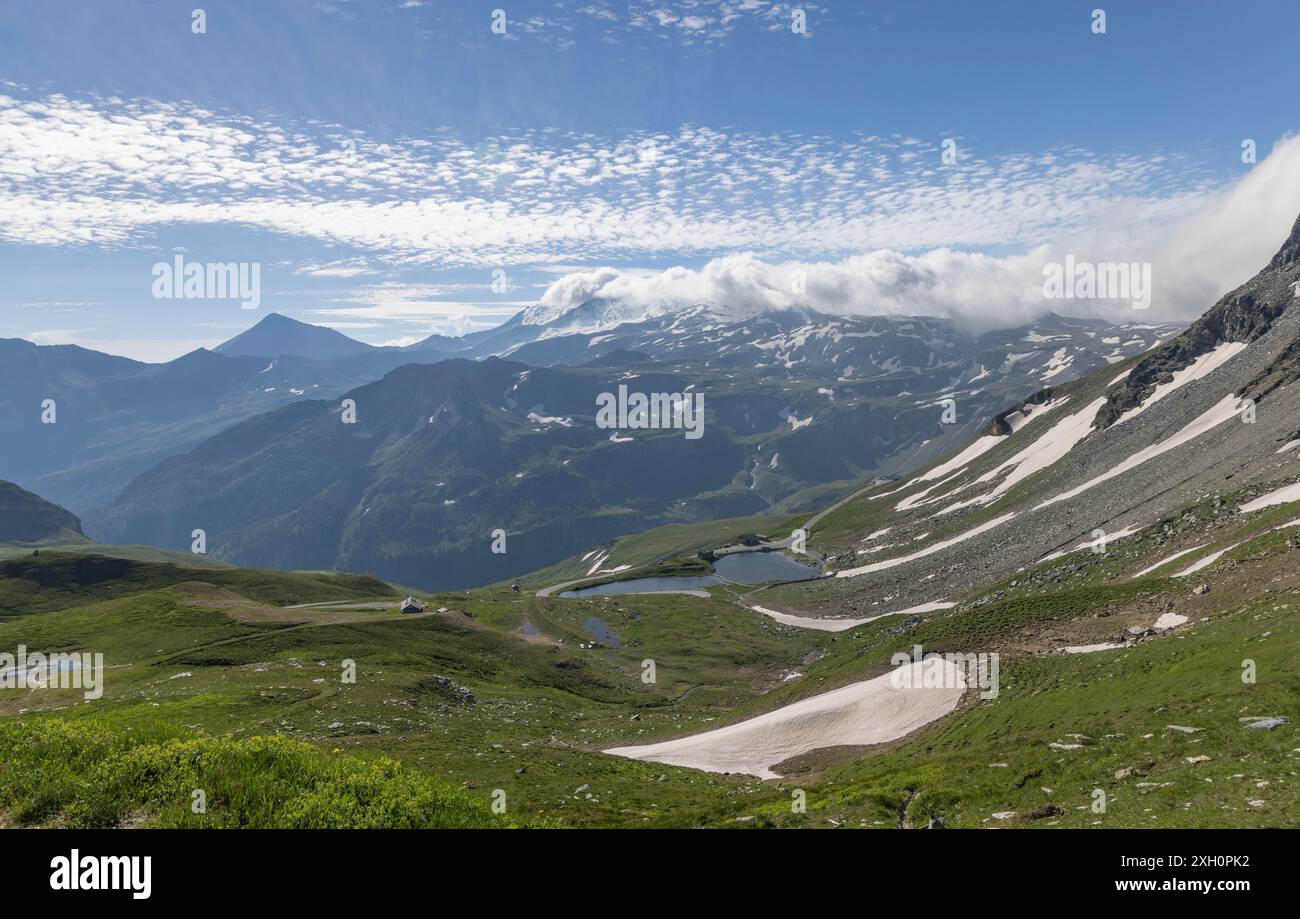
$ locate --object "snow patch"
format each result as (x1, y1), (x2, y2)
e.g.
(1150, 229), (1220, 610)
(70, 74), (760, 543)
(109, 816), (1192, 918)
(1131, 545), (1206, 579)
(1172, 543), (1239, 578)
(1037, 396), (1244, 511)
(934, 398), (1106, 515)
(604, 659), (966, 779)
(1114, 341), (1247, 425)
(1060, 642), (1126, 654)
(836, 513), (1016, 578)
(527, 411), (573, 427)
(1240, 480), (1300, 513)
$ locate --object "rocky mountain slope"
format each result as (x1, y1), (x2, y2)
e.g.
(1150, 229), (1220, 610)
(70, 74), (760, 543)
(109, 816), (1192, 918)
(92, 306), (1177, 590)
(744, 213), (1300, 620)
(506, 306), (1178, 382)
(2, 309), (1171, 540)
(0, 339), (479, 520)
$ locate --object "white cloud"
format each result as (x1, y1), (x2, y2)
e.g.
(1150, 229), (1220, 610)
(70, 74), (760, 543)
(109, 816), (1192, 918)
(293, 258), (379, 278)
(24, 328), (95, 344)
(537, 135), (1300, 329)
(597, 1), (822, 43)
(0, 91), (1219, 273)
(299, 282), (527, 336)
(1, 90), (1297, 334)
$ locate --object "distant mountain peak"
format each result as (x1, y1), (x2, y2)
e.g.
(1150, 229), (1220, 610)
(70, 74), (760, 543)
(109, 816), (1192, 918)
(1268, 212), (1300, 270)
(252, 312), (297, 327)
(215, 312), (374, 360)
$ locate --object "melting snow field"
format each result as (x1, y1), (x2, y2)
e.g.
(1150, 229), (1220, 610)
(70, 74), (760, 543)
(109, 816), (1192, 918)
(1060, 642), (1127, 654)
(1240, 480), (1300, 513)
(604, 659), (966, 779)
(749, 605), (874, 632)
(583, 551), (631, 578)
(895, 467), (968, 512)
(888, 397), (1077, 514)
(1114, 341), (1247, 425)
(1172, 543), (1240, 578)
(932, 398), (1104, 516)
(749, 600), (955, 632)
(835, 513), (1016, 578)
(526, 411), (573, 427)
(1153, 612), (1189, 631)
(899, 435), (1004, 488)
(1004, 395), (1069, 433)
(1037, 396), (1245, 510)
(1038, 524), (1145, 564)
(1132, 544), (1206, 578)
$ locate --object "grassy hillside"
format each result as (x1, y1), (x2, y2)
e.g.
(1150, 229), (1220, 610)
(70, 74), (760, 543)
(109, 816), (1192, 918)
(0, 551), (397, 617)
(752, 585), (1300, 828)
(0, 719), (529, 828)
(2, 473), (1296, 828)
(0, 480), (89, 548)
(0, 540), (237, 565)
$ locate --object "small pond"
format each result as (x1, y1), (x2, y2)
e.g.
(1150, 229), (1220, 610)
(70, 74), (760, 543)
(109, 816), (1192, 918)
(713, 551), (819, 584)
(582, 617), (622, 648)
(559, 551), (820, 598)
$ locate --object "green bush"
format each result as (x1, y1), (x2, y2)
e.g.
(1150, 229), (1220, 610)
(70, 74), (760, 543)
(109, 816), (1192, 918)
(0, 719), (533, 828)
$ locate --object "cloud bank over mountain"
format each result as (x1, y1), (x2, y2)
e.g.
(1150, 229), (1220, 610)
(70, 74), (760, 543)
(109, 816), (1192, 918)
(536, 134), (1300, 331)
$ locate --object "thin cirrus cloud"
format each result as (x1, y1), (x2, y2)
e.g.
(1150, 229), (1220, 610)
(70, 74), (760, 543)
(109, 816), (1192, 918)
(609, 1), (821, 42)
(402, 1), (825, 46)
(2, 88), (1295, 332)
(301, 282), (531, 335)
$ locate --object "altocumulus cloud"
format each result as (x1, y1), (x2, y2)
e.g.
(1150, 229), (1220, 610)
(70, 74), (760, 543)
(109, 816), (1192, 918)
(0, 88), (1297, 328)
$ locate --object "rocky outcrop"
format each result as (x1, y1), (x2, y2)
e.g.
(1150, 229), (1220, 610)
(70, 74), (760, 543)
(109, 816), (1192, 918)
(983, 387), (1056, 436)
(1096, 213), (1300, 429)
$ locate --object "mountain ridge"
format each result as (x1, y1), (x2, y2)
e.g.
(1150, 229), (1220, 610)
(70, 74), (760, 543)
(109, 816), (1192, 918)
(0, 480), (88, 547)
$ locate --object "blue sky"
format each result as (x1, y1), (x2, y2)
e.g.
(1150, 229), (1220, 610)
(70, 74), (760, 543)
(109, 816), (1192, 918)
(2, 0), (1299, 359)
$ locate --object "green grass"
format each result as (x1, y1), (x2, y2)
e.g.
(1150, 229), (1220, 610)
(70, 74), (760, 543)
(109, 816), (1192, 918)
(0, 551), (397, 617)
(579, 556), (716, 587)
(0, 718), (531, 828)
(0, 541), (238, 567)
(0, 579), (818, 827)
(747, 587), (1300, 828)
(3, 476), (1297, 828)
